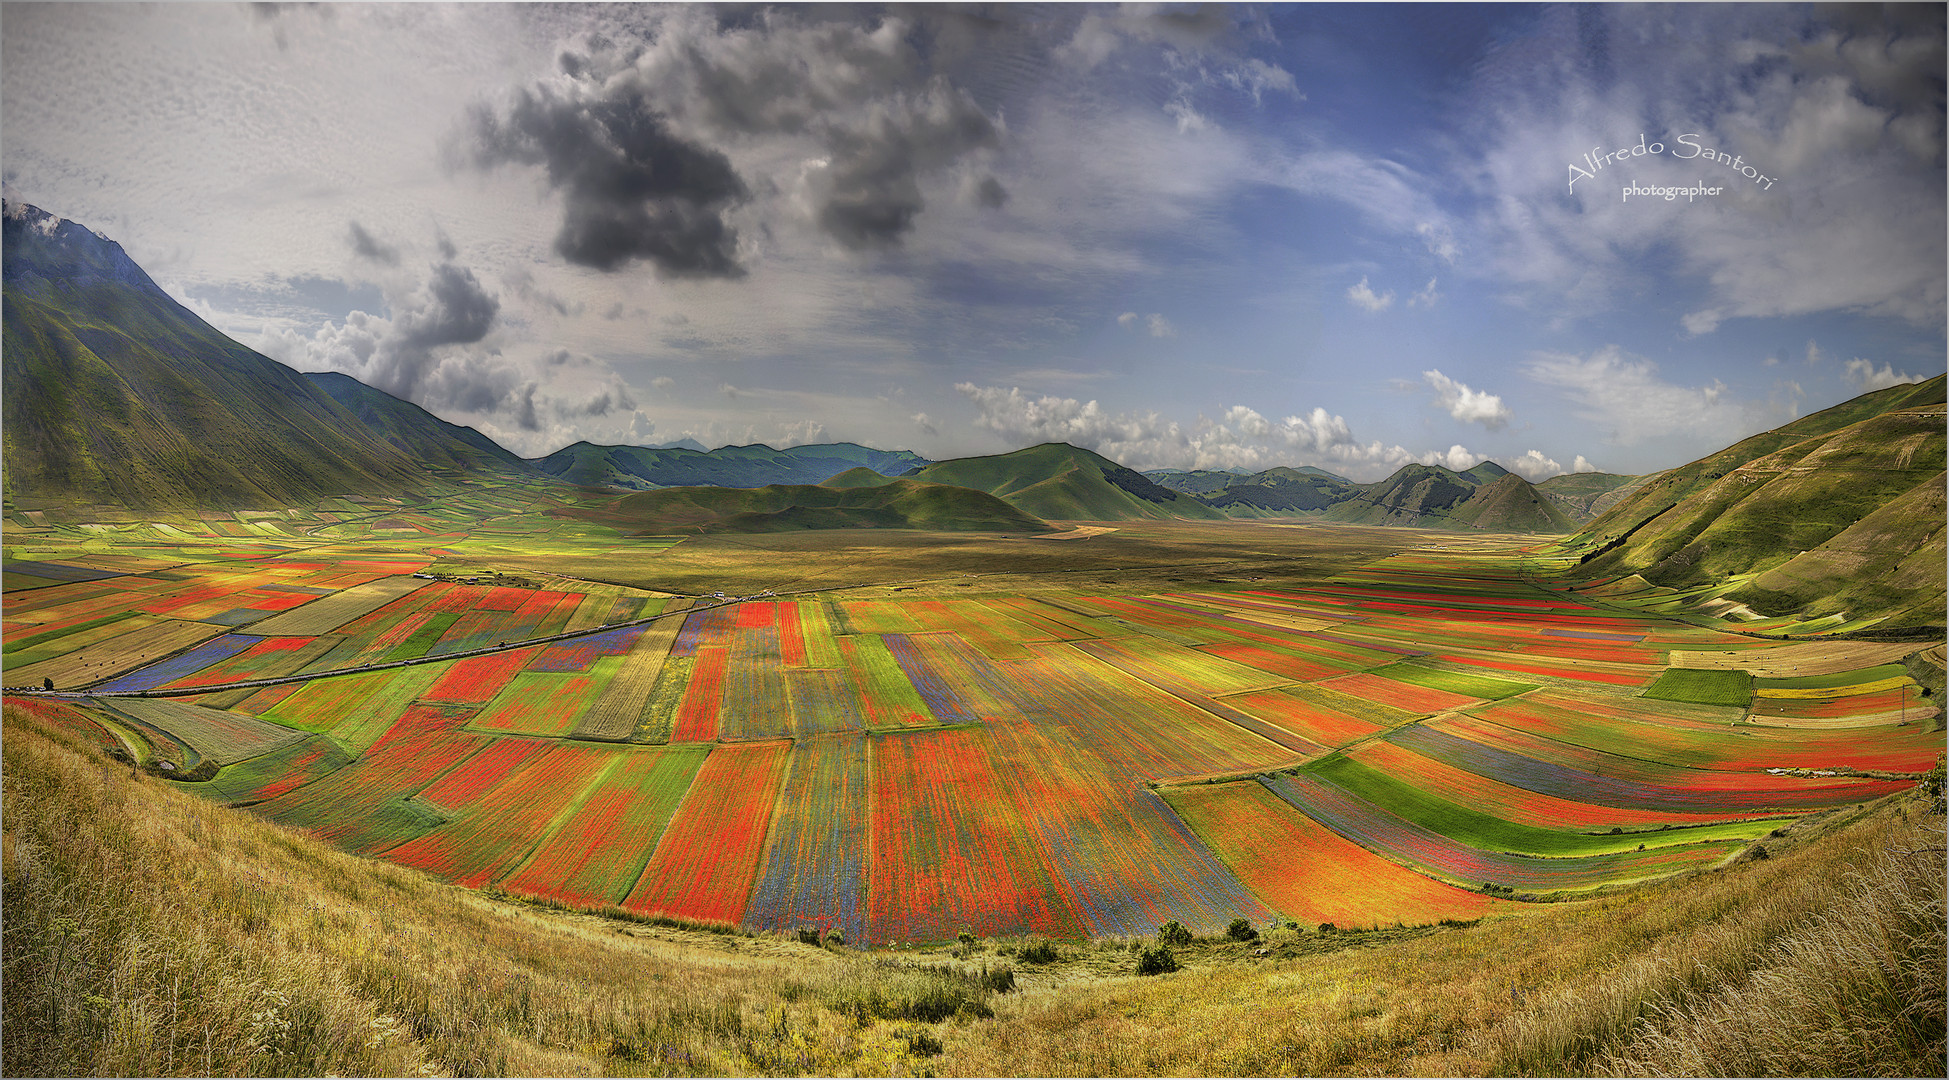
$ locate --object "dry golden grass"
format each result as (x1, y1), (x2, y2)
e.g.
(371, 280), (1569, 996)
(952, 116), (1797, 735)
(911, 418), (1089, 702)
(4, 701), (1942, 1077)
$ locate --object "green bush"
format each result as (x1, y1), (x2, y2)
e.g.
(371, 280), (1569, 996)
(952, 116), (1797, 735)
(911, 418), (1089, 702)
(1157, 920), (1193, 947)
(1135, 946), (1180, 976)
(1226, 917), (1259, 942)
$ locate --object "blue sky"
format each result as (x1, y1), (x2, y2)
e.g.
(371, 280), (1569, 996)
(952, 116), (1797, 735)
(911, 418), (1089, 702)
(3, 3), (1942, 480)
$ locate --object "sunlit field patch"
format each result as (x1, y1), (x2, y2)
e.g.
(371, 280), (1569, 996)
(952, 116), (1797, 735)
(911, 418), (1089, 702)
(385, 740), (613, 889)
(743, 733), (870, 942)
(985, 719), (1274, 936)
(1165, 779), (1496, 928)
(1316, 671), (1478, 715)
(868, 727), (1084, 944)
(838, 631), (935, 721)
(499, 744), (709, 908)
(421, 647), (539, 704)
(1262, 772), (1743, 894)
(624, 740), (791, 925)
(1223, 687), (1384, 748)
(469, 672), (605, 737)
(1643, 668), (1755, 707)
(670, 646), (727, 741)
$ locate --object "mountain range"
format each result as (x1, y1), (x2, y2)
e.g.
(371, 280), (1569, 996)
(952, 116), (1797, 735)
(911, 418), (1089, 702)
(4, 200), (1941, 624)
(533, 440), (927, 490)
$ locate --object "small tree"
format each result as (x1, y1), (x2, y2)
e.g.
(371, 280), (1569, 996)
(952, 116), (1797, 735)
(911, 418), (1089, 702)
(1157, 920), (1193, 947)
(1135, 945), (1179, 976)
(1225, 917), (1259, 943)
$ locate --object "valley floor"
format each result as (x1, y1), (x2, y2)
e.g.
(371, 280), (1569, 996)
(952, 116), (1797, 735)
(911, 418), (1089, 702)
(4, 497), (1944, 1075)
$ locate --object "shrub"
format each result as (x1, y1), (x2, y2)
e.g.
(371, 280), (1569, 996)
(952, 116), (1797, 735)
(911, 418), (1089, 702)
(1226, 917), (1259, 943)
(1135, 945), (1180, 976)
(825, 929), (846, 947)
(957, 929), (976, 947)
(797, 926), (822, 946)
(901, 1028), (944, 1057)
(1318, 922), (1337, 933)
(818, 961), (997, 1023)
(1157, 920), (1193, 947)
(978, 964), (1015, 993)
(1017, 939), (1061, 965)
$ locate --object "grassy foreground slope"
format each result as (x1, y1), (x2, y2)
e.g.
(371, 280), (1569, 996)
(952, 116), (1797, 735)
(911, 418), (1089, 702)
(5, 703), (1941, 1077)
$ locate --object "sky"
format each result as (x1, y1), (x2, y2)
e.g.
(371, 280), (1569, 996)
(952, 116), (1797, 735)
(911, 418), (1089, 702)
(3, 2), (1943, 481)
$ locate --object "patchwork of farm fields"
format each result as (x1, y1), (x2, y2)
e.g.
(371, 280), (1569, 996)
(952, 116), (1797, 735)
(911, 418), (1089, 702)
(4, 520), (1940, 943)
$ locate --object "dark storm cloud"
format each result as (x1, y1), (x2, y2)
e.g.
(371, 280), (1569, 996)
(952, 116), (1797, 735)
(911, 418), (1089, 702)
(814, 80), (1003, 249)
(463, 83), (749, 277)
(530, 9), (1009, 255)
(339, 260), (504, 410)
(345, 220), (398, 264)
(394, 262), (497, 352)
(970, 174), (1009, 209)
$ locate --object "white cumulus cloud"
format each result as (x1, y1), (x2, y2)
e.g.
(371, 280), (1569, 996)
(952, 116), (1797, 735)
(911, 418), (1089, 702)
(1843, 357), (1923, 392)
(1507, 449), (1562, 480)
(954, 384), (1441, 480)
(1423, 369), (1512, 430)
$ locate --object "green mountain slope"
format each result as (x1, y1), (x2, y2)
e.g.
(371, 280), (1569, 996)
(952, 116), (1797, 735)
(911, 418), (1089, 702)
(531, 441), (928, 489)
(1445, 473), (1580, 533)
(303, 371), (535, 477)
(559, 478), (1053, 534)
(1536, 472), (1643, 519)
(914, 443), (1226, 521)
(1199, 468), (1359, 514)
(1567, 378), (1947, 627)
(1322, 464), (1576, 533)
(818, 467), (899, 489)
(2, 201), (437, 511)
(1574, 376), (1945, 553)
(1143, 469), (1249, 495)
(1323, 464), (1480, 526)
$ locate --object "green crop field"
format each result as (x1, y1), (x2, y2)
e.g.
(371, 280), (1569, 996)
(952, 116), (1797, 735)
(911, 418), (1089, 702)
(1641, 667), (1756, 706)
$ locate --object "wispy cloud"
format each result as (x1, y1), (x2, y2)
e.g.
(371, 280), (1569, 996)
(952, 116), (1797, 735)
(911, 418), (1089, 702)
(1346, 276), (1393, 312)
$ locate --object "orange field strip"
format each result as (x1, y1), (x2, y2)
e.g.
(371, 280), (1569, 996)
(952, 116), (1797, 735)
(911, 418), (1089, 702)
(1166, 780), (1497, 929)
